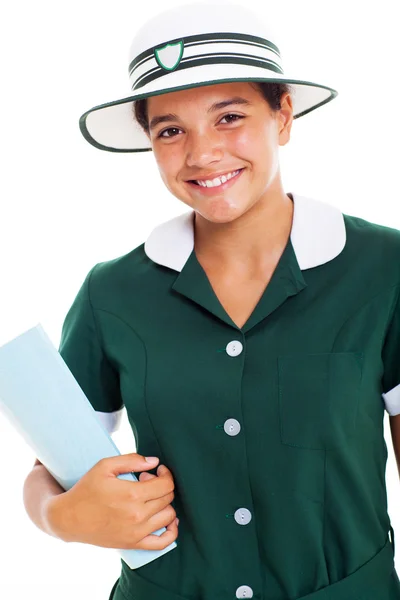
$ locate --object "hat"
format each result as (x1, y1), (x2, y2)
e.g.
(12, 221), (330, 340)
(79, 1), (338, 153)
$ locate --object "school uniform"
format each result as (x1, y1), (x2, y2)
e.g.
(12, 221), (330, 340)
(58, 192), (400, 600)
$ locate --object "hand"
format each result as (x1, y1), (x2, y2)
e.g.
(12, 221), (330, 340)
(45, 453), (179, 550)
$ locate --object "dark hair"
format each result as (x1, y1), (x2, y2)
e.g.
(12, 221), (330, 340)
(133, 81), (294, 136)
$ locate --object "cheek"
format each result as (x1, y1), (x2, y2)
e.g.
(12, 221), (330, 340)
(228, 126), (272, 157)
(228, 129), (252, 153)
(154, 153), (179, 186)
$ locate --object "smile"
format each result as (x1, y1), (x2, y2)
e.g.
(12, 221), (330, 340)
(186, 168), (245, 195)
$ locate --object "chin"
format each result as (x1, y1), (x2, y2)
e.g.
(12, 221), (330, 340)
(194, 202), (245, 223)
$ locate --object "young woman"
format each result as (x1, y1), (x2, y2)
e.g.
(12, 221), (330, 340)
(25, 2), (400, 599)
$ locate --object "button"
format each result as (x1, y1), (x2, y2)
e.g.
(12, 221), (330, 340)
(226, 340), (243, 356)
(236, 586), (254, 598)
(224, 418), (241, 436)
(234, 508), (252, 525)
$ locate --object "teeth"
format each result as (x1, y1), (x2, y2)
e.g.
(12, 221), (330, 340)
(196, 169), (240, 188)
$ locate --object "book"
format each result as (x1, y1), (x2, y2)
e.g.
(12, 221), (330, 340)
(0, 323), (177, 569)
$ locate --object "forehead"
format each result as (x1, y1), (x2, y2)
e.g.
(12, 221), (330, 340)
(147, 81), (259, 113)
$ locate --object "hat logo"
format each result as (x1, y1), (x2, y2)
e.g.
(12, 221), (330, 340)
(154, 40), (184, 71)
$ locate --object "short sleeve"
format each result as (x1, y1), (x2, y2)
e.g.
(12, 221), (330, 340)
(381, 284), (400, 416)
(58, 264), (124, 433)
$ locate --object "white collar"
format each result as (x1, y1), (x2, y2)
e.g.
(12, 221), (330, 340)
(144, 193), (346, 272)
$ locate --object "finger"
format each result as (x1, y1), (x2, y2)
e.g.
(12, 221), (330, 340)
(136, 516), (179, 550)
(139, 472), (157, 482)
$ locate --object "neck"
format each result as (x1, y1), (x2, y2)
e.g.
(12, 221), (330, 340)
(193, 190), (294, 277)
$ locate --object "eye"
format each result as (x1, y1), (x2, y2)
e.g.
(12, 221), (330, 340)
(157, 127), (182, 139)
(157, 113), (244, 139)
(219, 113), (244, 125)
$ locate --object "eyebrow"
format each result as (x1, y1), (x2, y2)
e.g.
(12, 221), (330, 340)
(148, 97), (253, 132)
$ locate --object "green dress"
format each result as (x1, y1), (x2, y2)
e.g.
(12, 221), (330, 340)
(59, 193), (400, 599)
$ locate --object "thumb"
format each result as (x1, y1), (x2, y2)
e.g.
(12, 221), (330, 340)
(105, 453), (159, 477)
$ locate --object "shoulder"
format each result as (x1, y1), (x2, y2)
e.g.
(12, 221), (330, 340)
(92, 243), (146, 278)
(87, 242), (148, 296)
(84, 239), (170, 312)
(343, 211), (400, 247)
(342, 211), (400, 280)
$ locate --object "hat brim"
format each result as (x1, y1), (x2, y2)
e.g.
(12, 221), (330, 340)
(80, 70), (338, 153)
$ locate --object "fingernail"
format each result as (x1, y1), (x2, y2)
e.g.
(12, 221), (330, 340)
(145, 456), (159, 464)
(175, 518), (179, 526)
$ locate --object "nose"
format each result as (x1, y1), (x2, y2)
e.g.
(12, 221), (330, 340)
(185, 127), (224, 168)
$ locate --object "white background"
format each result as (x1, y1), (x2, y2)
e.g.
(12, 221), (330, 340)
(1, 0), (399, 598)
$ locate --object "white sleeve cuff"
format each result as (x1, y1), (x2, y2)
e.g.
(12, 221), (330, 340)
(382, 383), (400, 416)
(95, 407), (124, 433)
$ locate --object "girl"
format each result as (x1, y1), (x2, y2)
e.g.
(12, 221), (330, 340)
(26, 2), (400, 599)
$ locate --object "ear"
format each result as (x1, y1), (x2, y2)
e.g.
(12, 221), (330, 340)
(278, 92), (294, 147)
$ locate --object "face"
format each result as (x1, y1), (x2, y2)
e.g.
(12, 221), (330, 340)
(146, 81), (293, 223)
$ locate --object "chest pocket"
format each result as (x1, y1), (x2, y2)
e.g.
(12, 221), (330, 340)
(277, 352), (364, 450)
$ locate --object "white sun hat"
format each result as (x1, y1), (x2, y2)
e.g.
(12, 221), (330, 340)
(79, 1), (338, 153)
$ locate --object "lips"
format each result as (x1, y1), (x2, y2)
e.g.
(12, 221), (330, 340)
(189, 168), (244, 185)
(186, 167), (245, 194)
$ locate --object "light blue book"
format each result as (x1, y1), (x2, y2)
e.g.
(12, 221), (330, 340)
(0, 323), (177, 569)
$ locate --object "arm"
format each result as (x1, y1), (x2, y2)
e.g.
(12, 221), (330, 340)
(23, 266), (123, 541)
(23, 264), (123, 541)
(22, 460), (67, 540)
(389, 415), (400, 479)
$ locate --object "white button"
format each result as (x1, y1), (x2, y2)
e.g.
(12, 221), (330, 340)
(226, 340), (243, 356)
(224, 418), (241, 436)
(234, 508), (252, 525)
(236, 586), (254, 598)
